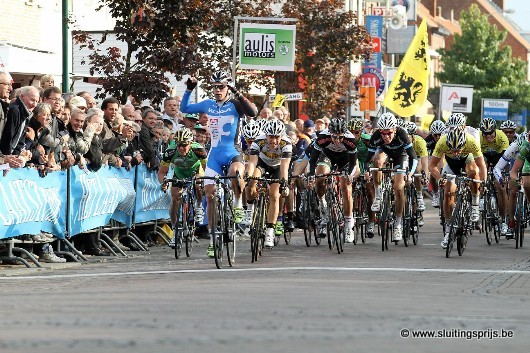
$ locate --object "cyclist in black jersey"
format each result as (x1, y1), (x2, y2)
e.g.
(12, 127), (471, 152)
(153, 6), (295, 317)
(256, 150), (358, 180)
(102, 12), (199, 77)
(365, 112), (418, 242)
(309, 117), (359, 242)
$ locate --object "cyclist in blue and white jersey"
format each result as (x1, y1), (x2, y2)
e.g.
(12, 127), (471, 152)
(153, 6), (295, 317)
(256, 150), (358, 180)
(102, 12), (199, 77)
(180, 71), (258, 257)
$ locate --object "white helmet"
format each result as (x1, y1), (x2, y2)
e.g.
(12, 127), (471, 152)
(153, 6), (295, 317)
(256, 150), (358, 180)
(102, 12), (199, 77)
(446, 112), (467, 128)
(500, 120), (517, 130)
(242, 121), (261, 140)
(263, 118), (286, 136)
(446, 127), (467, 150)
(405, 122), (417, 135)
(430, 120), (446, 135)
(377, 112), (397, 130)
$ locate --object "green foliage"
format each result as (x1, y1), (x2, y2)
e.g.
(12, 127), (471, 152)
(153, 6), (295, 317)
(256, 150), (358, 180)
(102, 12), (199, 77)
(74, 0), (371, 114)
(434, 4), (530, 127)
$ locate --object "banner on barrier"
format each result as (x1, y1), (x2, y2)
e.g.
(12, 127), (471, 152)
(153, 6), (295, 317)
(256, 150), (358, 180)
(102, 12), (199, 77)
(68, 166), (136, 236)
(0, 168), (67, 239)
(134, 164), (171, 224)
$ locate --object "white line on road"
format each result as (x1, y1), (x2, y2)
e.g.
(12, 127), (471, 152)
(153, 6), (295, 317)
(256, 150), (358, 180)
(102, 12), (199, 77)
(2, 266), (530, 280)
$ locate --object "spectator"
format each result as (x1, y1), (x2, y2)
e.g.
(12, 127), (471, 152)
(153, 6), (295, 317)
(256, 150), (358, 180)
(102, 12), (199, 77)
(272, 109), (286, 123)
(40, 74), (55, 90)
(0, 71), (12, 137)
(294, 118), (304, 132)
(77, 91), (97, 109)
(43, 87), (68, 141)
(322, 117), (331, 129)
(161, 96), (181, 132)
(121, 120), (143, 170)
(67, 108), (97, 162)
(194, 123), (211, 151)
(280, 106), (290, 122)
(121, 103), (136, 121)
(315, 118), (325, 133)
(69, 96), (87, 112)
(100, 97), (131, 168)
(259, 107), (272, 120)
(303, 119), (317, 140)
(198, 112), (208, 126)
(83, 108), (104, 172)
(139, 108), (159, 170)
(0, 85), (40, 155)
(182, 113), (199, 129)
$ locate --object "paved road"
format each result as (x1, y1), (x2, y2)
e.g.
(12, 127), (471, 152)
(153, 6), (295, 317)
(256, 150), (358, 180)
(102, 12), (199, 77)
(1, 205), (530, 353)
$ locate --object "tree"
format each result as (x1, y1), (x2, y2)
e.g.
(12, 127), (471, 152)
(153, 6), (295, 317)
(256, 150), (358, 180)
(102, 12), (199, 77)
(435, 4), (530, 127)
(74, 0), (372, 115)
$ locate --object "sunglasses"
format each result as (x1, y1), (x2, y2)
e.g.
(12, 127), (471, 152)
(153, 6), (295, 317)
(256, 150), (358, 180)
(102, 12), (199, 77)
(433, 134), (441, 138)
(503, 130), (515, 134)
(482, 130), (495, 136)
(177, 143), (191, 147)
(331, 134), (344, 140)
(212, 84), (226, 90)
(380, 130), (394, 137)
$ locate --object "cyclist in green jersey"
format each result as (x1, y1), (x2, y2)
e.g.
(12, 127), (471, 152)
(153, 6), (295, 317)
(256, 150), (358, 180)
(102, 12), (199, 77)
(158, 128), (208, 232)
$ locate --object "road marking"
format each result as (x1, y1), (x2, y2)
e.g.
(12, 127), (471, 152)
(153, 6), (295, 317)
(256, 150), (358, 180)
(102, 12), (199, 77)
(2, 266), (530, 280)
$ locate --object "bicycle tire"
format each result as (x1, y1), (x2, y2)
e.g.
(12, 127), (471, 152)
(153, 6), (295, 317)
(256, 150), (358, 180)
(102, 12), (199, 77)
(412, 211), (419, 245)
(402, 185), (412, 247)
(446, 194), (463, 258)
(225, 195), (236, 267)
(250, 195), (264, 262)
(379, 189), (391, 251)
(174, 198), (185, 259)
(515, 192), (524, 249)
(484, 194), (493, 246)
(211, 195), (224, 269)
(457, 195), (471, 256)
(185, 196), (195, 257)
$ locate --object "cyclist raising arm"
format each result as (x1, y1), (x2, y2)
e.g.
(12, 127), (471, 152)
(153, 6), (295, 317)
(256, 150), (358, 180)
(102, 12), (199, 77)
(366, 113), (418, 242)
(180, 71), (258, 257)
(245, 119), (292, 247)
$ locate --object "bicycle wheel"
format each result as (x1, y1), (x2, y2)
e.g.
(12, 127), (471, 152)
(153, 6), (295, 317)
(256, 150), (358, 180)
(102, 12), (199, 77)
(402, 186), (412, 247)
(301, 194), (312, 247)
(174, 198), (185, 259)
(484, 194), (493, 246)
(412, 211), (419, 245)
(490, 192), (501, 244)
(211, 195), (224, 269)
(185, 196), (195, 257)
(250, 196), (264, 262)
(225, 196), (236, 267)
(457, 197), (471, 256)
(515, 192), (524, 249)
(379, 189), (391, 251)
(284, 229), (291, 245)
(446, 194), (463, 258)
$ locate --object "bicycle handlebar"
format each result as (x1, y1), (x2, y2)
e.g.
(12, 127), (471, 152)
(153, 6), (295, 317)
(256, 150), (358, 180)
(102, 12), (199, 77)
(369, 167), (407, 173)
(444, 173), (483, 184)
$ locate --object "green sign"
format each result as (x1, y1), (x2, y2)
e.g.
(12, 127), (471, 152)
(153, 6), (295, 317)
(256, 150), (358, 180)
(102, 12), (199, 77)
(239, 23), (296, 71)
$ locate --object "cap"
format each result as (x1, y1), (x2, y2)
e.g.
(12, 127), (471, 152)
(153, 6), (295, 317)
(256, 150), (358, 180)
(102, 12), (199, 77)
(69, 96), (87, 109)
(315, 118), (324, 124)
(194, 123), (210, 134)
(303, 120), (315, 128)
(184, 113), (199, 120)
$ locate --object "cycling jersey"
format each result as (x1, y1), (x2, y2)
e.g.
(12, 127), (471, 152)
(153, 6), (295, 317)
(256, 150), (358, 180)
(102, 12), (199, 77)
(161, 141), (207, 179)
(424, 134), (437, 155)
(411, 135), (428, 158)
(309, 129), (358, 174)
(366, 127), (418, 172)
(516, 140), (530, 173)
(494, 140), (520, 182)
(355, 132), (371, 165)
(180, 91), (257, 176)
(249, 134), (292, 168)
(432, 133), (482, 174)
(480, 129), (509, 154)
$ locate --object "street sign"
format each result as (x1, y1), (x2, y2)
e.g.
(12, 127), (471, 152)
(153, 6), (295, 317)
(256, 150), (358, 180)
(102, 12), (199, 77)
(268, 92), (304, 102)
(365, 16), (383, 70)
(440, 84), (474, 113)
(371, 37), (381, 53)
(482, 99), (510, 121)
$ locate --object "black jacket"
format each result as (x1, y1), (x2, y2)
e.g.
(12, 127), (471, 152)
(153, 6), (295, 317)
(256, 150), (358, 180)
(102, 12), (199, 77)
(138, 124), (158, 170)
(0, 97), (32, 155)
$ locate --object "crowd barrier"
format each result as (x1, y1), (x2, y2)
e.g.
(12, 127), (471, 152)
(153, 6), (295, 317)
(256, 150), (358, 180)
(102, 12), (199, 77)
(0, 164), (171, 240)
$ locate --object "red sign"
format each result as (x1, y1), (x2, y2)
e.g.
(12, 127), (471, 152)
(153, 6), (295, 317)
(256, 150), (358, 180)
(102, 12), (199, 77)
(372, 6), (387, 16)
(371, 37), (381, 53)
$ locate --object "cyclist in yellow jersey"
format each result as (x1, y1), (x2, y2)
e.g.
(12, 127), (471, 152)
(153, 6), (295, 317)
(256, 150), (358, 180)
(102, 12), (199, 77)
(405, 122), (428, 212)
(429, 127), (486, 248)
(479, 118), (509, 234)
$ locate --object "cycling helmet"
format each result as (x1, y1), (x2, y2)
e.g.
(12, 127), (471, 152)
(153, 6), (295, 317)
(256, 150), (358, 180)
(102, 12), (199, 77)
(377, 112), (397, 130)
(500, 120), (517, 130)
(405, 121), (417, 135)
(255, 118), (267, 133)
(210, 70), (232, 84)
(242, 121), (261, 140)
(329, 118), (348, 134)
(263, 118), (286, 136)
(517, 132), (528, 147)
(480, 117), (496, 133)
(446, 127), (466, 150)
(429, 120), (446, 135)
(396, 118), (406, 128)
(348, 118), (364, 132)
(175, 127), (194, 144)
(446, 112), (467, 128)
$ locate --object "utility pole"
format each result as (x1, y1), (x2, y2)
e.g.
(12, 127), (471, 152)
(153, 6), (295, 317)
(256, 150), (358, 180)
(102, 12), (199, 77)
(62, 0), (70, 93)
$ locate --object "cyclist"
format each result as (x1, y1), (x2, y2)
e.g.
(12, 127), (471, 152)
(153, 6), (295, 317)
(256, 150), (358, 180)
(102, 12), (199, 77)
(240, 120), (262, 226)
(495, 132), (529, 237)
(310, 117), (359, 243)
(508, 136), (530, 237)
(158, 127), (208, 238)
(366, 112), (418, 242)
(429, 127), (486, 248)
(500, 120), (518, 144)
(245, 119), (292, 247)
(349, 118), (376, 238)
(480, 117), (509, 235)
(425, 119), (446, 207)
(180, 71), (258, 257)
(405, 121), (428, 212)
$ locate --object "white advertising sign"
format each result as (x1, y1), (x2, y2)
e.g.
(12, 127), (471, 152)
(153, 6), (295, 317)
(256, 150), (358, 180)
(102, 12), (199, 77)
(440, 84), (474, 113)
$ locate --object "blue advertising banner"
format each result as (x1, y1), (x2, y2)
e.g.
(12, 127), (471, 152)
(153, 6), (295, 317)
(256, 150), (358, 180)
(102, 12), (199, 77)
(134, 164), (171, 224)
(365, 16), (383, 70)
(68, 166), (136, 237)
(482, 99), (509, 121)
(0, 168), (67, 239)
(511, 109), (527, 128)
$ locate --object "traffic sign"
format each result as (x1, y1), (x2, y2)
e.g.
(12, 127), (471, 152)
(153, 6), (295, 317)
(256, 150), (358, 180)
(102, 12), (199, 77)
(268, 92), (304, 102)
